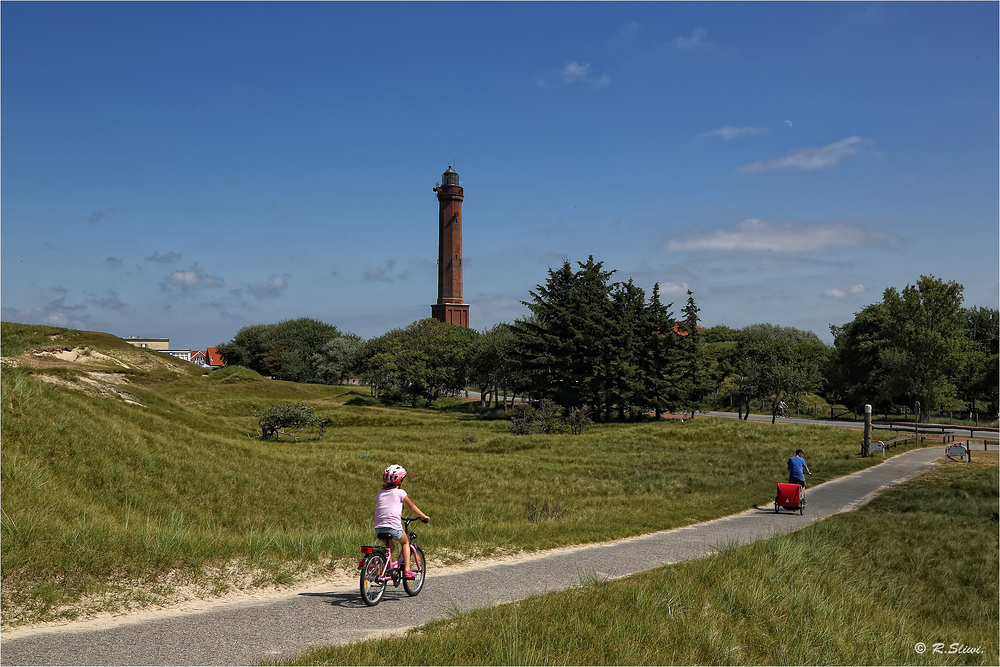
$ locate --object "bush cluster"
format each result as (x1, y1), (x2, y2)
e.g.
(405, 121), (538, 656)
(253, 402), (329, 441)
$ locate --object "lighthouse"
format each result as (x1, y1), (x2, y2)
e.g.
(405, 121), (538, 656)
(431, 165), (470, 327)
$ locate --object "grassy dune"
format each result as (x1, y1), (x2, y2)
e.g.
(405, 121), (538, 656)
(1, 322), (917, 628)
(281, 456), (999, 666)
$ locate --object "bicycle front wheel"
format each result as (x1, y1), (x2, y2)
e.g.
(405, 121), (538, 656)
(360, 554), (387, 606)
(403, 545), (426, 596)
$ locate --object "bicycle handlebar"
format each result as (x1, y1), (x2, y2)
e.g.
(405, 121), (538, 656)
(403, 516), (429, 526)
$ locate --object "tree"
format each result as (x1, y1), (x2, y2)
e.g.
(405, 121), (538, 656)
(309, 334), (363, 384)
(253, 402), (328, 441)
(880, 276), (967, 420)
(353, 319), (477, 406)
(674, 290), (709, 418)
(827, 302), (897, 412)
(605, 279), (649, 421)
(512, 257), (615, 413)
(469, 323), (522, 410)
(216, 318), (348, 383)
(645, 283), (677, 419)
(728, 324), (826, 422)
(957, 306), (999, 418)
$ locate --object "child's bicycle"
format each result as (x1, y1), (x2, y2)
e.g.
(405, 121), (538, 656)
(358, 516), (428, 607)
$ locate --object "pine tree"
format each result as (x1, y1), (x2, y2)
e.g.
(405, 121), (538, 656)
(513, 257), (615, 413)
(676, 290), (706, 418)
(644, 283), (676, 419)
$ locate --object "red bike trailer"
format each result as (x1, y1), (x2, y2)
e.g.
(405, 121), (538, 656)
(775, 482), (805, 515)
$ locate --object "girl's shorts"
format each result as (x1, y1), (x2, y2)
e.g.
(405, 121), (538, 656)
(376, 528), (404, 541)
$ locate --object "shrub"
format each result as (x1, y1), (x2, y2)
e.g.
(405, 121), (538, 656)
(252, 402), (328, 441)
(509, 400), (587, 435)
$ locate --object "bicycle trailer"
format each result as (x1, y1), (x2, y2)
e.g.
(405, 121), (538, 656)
(774, 482), (805, 514)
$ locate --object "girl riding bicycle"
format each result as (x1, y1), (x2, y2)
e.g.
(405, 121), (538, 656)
(374, 465), (429, 579)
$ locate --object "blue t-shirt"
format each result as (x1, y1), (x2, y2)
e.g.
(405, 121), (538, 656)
(788, 455), (807, 479)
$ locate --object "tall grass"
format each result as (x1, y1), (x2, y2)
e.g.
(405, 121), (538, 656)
(280, 457), (999, 666)
(1, 322), (917, 627)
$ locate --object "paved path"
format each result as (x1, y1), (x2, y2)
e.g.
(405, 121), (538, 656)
(1, 446), (947, 666)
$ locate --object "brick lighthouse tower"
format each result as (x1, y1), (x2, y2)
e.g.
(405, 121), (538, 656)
(431, 165), (470, 327)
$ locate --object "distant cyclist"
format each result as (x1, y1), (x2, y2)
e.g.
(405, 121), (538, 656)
(787, 449), (812, 487)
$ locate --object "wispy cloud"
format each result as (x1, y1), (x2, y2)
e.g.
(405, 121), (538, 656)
(248, 274), (290, 299)
(1, 296), (90, 329)
(87, 208), (117, 226)
(610, 22), (641, 46)
(364, 259), (412, 283)
(145, 251), (182, 263)
(672, 27), (710, 50)
(826, 284), (868, 299)
(537, 61), (610, 88)
(696, 126), (767, 141)
(736, 136), (865, 174)
(104, 257), (123, 268)
(665, 218), (894, 254)
(86, 290), (128, 310)
(163, 264), (224, 292)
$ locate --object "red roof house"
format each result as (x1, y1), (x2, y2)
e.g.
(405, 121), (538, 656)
(206, 347), (226, 367)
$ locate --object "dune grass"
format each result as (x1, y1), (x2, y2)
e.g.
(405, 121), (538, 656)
(278, 455), (999, 666)
(1, 322), (919, 627)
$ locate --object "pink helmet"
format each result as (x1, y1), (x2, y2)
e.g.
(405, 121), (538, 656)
(383, 464), (407, 484)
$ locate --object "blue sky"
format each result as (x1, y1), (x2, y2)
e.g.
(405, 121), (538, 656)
(3, 2), (997, 350)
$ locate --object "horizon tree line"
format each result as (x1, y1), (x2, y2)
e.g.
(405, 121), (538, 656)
(214, 265), (999, 422)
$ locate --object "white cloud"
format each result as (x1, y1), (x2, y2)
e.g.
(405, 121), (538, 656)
(823, 288), (848, 298)
(164, 264), (223, 292)
(736, 136), (865, 174)
(561, 61), (591, 83)
(850, 284), (867, 294)
(697, 126), (767, 141)
(665, 218), (891, 254)
(248, 274), (290, 300)
(658, 282), (690, 297)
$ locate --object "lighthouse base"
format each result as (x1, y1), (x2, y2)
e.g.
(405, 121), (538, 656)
(431, 303), (470, 328)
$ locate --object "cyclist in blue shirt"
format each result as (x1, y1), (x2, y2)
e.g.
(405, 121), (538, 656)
(787, 449), (812, 487)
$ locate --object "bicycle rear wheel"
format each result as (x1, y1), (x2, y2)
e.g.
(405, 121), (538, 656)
(360, 554), (387, 606)
(403, 545), (425, 596)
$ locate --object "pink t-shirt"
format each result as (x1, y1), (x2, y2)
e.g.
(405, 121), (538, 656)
(373, 488), (407, 531)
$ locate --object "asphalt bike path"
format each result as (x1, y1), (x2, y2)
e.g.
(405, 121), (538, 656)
(0, 446), (947, 666)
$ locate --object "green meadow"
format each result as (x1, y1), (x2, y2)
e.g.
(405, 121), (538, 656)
(2, 322), (922, 629)
(282, 456), (998, 666)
